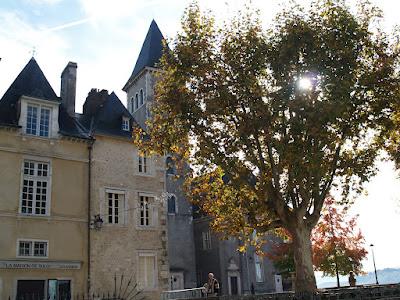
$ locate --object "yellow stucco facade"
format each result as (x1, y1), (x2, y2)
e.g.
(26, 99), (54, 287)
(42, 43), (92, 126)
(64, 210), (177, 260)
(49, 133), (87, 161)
(0, 127), (89, 299)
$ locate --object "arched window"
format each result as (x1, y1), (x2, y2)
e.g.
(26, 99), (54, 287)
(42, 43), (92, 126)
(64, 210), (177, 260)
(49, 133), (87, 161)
(130, 97), (134, 112)
(140, 89), (144, 106)
(168, 195), (177, 214)
(135, 93), (139, 110)
(166, 156), (175, 175)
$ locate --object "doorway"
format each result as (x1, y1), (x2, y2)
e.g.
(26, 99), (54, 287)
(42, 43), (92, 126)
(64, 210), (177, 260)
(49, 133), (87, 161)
(227, 271), (241, 295)
(230, 276), (238, 295)
(17, 280), (45, 300)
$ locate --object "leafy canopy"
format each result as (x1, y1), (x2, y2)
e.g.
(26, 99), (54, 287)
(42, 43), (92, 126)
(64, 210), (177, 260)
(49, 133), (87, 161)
(134, 0), (399, 243)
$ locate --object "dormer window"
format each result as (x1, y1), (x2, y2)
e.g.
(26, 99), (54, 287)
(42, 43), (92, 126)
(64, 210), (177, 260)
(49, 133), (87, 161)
(26, 104), (51, 137)
(122, 117), (129, 131)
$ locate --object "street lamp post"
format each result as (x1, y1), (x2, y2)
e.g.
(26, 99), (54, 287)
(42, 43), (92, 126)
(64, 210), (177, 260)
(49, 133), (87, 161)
(370, 244), (379, 285)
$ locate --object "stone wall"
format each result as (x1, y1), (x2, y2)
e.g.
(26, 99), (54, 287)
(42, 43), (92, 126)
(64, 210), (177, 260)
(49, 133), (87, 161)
(89, 134), (169, 300)
(195, 284), (400, 300)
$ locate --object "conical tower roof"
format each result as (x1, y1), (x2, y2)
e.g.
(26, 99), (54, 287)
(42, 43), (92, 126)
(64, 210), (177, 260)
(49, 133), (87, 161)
(0, 57), (59, 125)
(123, 20), (166, 91)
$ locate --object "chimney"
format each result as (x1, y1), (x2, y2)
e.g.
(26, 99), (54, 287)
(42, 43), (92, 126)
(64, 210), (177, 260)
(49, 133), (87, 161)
(83, 89), (109, 116)
(60, 62), (77, 116)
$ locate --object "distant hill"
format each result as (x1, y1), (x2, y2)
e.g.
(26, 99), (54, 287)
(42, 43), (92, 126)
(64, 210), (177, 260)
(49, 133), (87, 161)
(317, 268), (400, 288)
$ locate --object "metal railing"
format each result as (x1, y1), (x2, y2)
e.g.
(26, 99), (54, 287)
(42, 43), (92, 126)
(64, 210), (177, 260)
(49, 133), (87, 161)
(161, 287), (206, 300)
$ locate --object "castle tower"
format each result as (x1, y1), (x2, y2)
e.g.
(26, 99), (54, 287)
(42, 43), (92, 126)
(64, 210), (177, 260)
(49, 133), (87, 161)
(123, 20), (165, 129)
(123, 20), (198, 290)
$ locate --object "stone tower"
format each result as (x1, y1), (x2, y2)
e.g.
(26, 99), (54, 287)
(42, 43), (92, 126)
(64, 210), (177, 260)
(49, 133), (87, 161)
(123, 20), (198, 290)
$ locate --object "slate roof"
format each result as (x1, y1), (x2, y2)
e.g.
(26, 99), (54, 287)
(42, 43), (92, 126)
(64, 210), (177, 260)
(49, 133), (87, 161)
(79, 92), (137, 139)
(0, 58), (89, 139)
(0, 58), (140, 140)
(0, 57), (59, 126)
(58, 105), (91, 139)
(123, 20), (166, 90)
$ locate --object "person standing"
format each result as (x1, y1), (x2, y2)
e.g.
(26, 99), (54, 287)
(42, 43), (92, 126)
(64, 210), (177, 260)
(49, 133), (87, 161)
(203, 273), (220, 296)
(349, 271), (356, 287)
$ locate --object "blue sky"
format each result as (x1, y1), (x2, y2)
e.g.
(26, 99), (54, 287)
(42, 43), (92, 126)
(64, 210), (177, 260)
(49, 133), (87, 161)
(1, 0), (400, 283)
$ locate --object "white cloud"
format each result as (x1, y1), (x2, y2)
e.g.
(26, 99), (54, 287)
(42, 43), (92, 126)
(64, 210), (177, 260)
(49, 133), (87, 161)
(23, 0), (64, 5)
(0, 11), (69, 98)
(79, 0), (164, 21)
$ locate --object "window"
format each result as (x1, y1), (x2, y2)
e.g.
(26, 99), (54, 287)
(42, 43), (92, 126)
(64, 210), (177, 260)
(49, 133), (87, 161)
(21, 160), (50, 215)
(138, 253), (156, 289)
(122, 117), (129, 131)
(26, 104), (51, 137)
(135, 93), (139, 110)
(254, 254), (264, 282)
(34, 241), (47, 256)
(129, 97), (133, 112)
(140, 89), (144, 106)
(138, 152), (148, 174)
(167, 195), (177, 214)
(48, 280), (71, 300)
(202, 231), (212, 250)
(18, 240), (48, 258)
(107, 191), (124, 224)
(146, 104), (151, 118)
(139, 195), (157, 227)
(166, 156), (175, 175)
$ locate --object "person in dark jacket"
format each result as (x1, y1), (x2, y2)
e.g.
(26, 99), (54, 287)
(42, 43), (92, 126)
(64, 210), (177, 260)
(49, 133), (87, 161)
(349, 271), (356, 287)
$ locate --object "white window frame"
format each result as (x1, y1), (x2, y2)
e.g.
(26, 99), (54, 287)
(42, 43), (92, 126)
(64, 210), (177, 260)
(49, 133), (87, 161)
(202, 231), (212, 250)
(16, 239), (49, 258)
(122, 117), (130, 131)
(137, 151), (152, 175)
(138, 193), (158, 228)
(25, 103), (52, 137)
(19, 158), (51, 216)
(105, 189), (126, 225)
(138, 252), (157, 290)
(19, 96), (60, 139)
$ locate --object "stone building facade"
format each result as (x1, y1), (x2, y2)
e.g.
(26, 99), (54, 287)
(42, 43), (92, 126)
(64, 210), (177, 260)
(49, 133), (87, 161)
(123, 20), (197, 290)
(0, 58), (90, 299)
(77, 89), (169, 298)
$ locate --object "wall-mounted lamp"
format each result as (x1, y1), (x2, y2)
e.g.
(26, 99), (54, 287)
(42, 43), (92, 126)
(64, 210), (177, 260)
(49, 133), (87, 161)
(90, 214), (103, 230)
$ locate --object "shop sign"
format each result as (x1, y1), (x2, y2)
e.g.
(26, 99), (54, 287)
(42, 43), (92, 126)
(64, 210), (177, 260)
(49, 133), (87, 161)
(0, 260), (81, 270)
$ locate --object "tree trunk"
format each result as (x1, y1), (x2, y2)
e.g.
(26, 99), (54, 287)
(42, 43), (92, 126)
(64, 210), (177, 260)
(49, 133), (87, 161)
(291, 224), (317, 299)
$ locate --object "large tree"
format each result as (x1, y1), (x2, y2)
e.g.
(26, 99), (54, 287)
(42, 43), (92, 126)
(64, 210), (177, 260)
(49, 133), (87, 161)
(134, 0), (399, 296)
